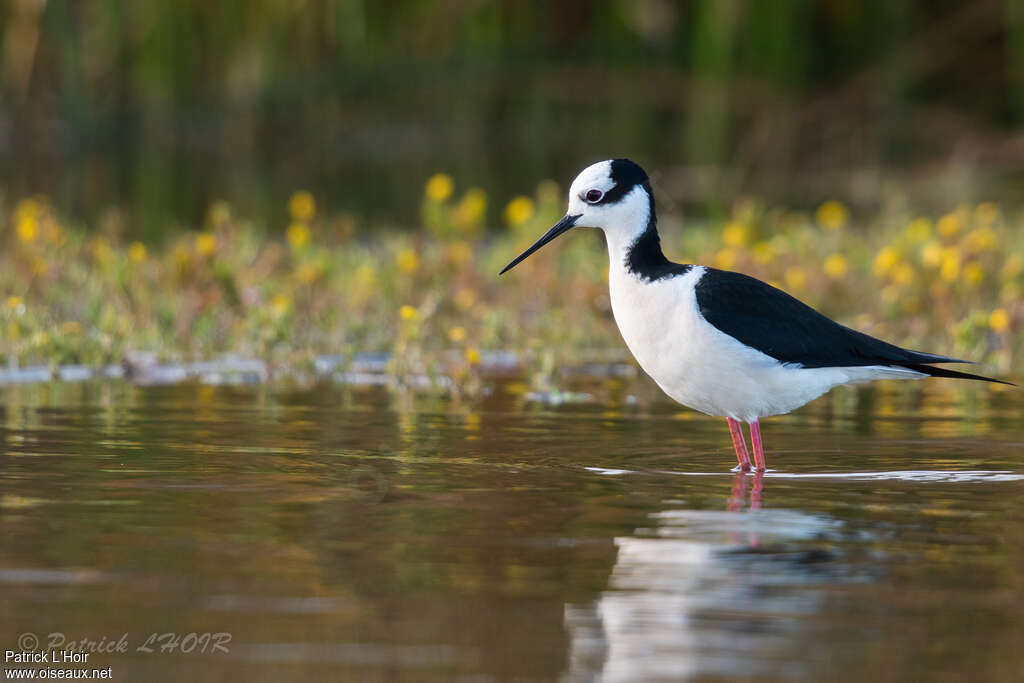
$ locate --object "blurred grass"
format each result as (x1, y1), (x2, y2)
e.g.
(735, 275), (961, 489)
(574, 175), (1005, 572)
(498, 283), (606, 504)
(1, 175), (1020, 394)
(7, 1), (1024, 230)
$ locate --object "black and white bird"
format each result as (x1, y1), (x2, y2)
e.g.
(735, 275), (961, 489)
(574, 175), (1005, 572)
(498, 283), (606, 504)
(500, 159), (1011, 472)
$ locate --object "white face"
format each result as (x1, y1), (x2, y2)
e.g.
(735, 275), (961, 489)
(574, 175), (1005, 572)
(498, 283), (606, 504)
(566, 160), (651, 244)
(499, 159), (654, 275)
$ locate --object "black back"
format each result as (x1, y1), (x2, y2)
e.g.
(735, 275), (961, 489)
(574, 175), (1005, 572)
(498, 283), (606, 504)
(693, 268), (963, 369)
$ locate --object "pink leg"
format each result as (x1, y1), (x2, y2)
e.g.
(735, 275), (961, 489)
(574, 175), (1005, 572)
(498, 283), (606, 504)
(727, 418), (751, 472)
(750, 419), (766, 471)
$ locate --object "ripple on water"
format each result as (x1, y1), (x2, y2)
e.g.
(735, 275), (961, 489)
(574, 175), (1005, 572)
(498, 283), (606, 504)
(586, 466), (1024, 483)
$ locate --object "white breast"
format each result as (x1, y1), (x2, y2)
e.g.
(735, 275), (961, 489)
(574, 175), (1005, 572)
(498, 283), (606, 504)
(606, 265), (906, 421)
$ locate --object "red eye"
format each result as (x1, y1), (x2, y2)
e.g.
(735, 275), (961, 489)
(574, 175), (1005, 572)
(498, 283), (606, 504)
(585, 189), (603, 203)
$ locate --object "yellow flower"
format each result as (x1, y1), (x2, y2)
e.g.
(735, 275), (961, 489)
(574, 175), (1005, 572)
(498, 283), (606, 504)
(784, 266), (806, 291)
(6, 295), (24, 310)
(722, 221), (750, 247)
(425, 173), (454, 203)
(937, 212), (962, 238)
(13, 198), (41, 243)
(196, 232), (217, 256)
(962, 262), (984, 285)
(988, 308), (1010, 332)
(816, 200), (848, 230)
(892, 261), (915, 286)
(504, 196), (535, 226)
(963, 227), (997, 253)
(823, 253), (848, 279)
(287, 222), (311, 249)
(270, 294), (291, 317)
(454, 188), (487, 231)
(974, 202), (999, 226)
(874, 246), (899, 277)
(921, 240), (942, 268)
(714, 248), (736, 270)
(940, 248), (961, 282)
(288, 191), (316, 222)
(448, 326), (467, 343)
(14, 197), (41, 221)
(465, 347), (481, 365)
(128, 241), (147, 263)
(454, 289), (476, 311)
(16, 217), (37, 242)
(905, 217), (932, 242)
(399, 305), (419, 321)
(396, 248), (419, 274)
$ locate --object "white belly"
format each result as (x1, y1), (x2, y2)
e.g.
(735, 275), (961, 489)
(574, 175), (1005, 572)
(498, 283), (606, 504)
(607, 266), (919, 421)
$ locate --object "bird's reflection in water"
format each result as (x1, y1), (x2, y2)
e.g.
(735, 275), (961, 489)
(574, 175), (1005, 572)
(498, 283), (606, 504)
(563, 472), (840, 681)
(726, 471), (764, 512)
(727, 471), (765, 548)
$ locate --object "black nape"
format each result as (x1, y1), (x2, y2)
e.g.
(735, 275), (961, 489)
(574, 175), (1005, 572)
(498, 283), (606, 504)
(623, 180), (692, 282)
(600, 159), (650, 205)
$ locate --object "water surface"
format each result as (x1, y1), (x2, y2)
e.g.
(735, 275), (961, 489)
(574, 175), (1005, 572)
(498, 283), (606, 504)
(2, 381), (1022, 681)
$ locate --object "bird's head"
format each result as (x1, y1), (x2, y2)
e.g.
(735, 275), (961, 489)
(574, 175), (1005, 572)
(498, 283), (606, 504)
(499, 158), (654, 274)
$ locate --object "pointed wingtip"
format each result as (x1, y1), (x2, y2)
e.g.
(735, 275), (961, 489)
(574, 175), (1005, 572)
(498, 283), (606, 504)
(900, 363), (1016, 386)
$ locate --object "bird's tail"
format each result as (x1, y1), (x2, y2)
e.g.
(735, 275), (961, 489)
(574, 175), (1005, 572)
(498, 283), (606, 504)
(898, 363), (1015, 386)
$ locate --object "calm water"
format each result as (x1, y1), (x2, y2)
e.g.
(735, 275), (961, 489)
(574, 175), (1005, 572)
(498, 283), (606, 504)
(1, 380), (1022, 682)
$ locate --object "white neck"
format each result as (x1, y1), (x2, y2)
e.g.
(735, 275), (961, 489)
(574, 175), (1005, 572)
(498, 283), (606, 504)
(600, 188), (652, 278)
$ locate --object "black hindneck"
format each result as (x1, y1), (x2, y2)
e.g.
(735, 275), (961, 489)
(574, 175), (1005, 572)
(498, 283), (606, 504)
(624, 191), (690, 281)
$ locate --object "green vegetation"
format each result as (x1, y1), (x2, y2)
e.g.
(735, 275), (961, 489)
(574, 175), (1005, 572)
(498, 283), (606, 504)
(3, 176), (1019, 392)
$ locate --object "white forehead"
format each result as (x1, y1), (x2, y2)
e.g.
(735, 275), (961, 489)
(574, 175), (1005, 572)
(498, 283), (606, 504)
(568, 160), (615, 197)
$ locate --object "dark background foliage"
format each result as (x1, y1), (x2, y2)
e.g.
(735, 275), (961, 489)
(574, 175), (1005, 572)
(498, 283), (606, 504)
(3, 0), (1024, 237)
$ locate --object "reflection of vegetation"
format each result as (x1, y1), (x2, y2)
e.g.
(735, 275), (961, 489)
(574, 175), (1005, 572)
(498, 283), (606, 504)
(2, 176), (1019, 392)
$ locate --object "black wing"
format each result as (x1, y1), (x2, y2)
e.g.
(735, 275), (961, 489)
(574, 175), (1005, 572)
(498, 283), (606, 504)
(693, 268), (1009, 384)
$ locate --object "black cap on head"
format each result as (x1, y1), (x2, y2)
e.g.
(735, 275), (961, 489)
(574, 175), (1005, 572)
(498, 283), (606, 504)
(610, 158), (648, 185)
(600, 159), (650, 205)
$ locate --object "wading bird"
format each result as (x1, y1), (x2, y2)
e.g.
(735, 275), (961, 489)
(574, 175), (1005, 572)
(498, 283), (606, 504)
(500, 159), (1011, 472)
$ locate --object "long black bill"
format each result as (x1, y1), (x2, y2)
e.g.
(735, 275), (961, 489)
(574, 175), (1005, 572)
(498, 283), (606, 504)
(499, 213), (582, 275)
